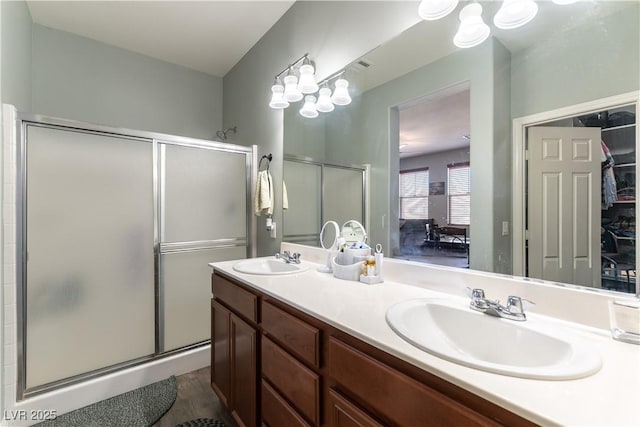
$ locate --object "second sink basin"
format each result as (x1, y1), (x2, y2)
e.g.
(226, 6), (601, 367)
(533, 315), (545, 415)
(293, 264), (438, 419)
(233, 258), (308, 275)
(386, 298), (602, 380)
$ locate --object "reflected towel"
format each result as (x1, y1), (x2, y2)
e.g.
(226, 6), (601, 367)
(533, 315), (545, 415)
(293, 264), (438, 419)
(254, 170), (273, 216)
(283, 180), (289, 210)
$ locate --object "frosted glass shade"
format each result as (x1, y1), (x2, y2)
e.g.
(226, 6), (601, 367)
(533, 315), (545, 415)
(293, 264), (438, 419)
(284, 75), (303, 102)
(331, 79), (352, 106)
(298, 64), (319, 94)
(453, 3), (490, 48)
(316, 87), (335, 113)
(269, 83), (289, 109)
(493, 0), (538, 30)
(300, 95), (319, 118)
(418, 0), (459, 20)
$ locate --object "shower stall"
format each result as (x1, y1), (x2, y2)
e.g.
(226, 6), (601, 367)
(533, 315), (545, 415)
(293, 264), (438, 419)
(15, 114), (255, 398)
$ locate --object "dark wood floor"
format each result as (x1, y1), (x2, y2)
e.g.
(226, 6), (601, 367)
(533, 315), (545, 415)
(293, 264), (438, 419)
(153, 367), (238, 427)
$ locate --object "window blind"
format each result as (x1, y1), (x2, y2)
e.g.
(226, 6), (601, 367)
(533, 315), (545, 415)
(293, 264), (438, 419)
(448, 164), (470, 225)
(400, 169), (429, 219)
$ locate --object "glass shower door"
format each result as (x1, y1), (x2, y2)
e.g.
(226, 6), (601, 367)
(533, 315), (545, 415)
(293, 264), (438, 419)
(159, 142), (249, 352)
(24, 125), (155, 389)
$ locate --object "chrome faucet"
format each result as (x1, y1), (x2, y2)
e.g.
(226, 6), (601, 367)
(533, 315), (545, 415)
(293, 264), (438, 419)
(275, 251), (301, 264)
(466, 287), (534, 321)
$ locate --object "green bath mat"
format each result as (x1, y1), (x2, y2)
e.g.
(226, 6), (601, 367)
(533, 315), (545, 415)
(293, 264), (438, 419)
(34, 376), (177, 427)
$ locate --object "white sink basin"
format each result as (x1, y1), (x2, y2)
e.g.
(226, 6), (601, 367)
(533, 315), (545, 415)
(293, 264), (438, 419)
(233, 258), (308, 275)
(386, 298), (602, 380)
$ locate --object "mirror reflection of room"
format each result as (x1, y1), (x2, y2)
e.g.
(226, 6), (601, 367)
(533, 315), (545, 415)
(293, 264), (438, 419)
(397, 85), (470, 268)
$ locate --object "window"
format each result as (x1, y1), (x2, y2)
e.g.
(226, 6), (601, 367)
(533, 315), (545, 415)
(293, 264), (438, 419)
(447, 163), (470, 225)
(400, 168), (429, 219)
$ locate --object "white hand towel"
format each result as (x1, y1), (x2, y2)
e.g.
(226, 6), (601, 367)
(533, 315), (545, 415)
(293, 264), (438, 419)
(283, 180), (289, 210)
(254, 170), (273, 216)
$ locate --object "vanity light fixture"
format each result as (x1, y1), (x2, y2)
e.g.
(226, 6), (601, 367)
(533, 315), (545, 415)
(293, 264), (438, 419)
(316, 86), (335, 113)
(420, 0), (573, 47)
(331, 78), (352, 106)
(418, 0), (459, 20)
(268, 77), (289, 109)
(453, 3), (490, 49)
(283, 72), (303, 102)
(297, 58), (319, 94)
(493, 0), (538, 30)
(300, 95), (319, 118)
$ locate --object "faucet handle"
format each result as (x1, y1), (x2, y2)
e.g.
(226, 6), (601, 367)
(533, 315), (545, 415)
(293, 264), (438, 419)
(465, 287), (485, 300)
(506, 296), (535, 315)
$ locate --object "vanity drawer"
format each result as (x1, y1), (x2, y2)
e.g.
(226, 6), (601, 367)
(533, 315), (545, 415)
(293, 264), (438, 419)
(328, 337), (500, 427)
(262, 300), (321, 368)
(262, 337), (320, 425)
(212, 273), (258, 323)
(262, 380), (311, 427)
(328, 388), (384, 427)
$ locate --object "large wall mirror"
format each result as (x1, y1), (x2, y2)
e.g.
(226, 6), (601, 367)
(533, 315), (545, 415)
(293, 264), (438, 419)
(282, 0), (639, 296)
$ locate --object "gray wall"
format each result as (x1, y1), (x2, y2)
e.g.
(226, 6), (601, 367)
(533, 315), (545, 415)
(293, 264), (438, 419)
(511, 3), (639, 118)
(31, 24), (223, 140)
(223, 1), (421, 257)
(1, 0), (32, 111)
(400, 147), (470, 229)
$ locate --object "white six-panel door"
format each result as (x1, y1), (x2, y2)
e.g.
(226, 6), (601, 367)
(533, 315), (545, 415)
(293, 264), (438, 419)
(528, 126), (601, 286)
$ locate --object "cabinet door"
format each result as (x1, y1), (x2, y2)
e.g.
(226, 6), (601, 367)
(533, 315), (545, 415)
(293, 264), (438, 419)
(329, 389), (383, 427)
(231, 313), (258, 427)
(211, 300), (231, 407)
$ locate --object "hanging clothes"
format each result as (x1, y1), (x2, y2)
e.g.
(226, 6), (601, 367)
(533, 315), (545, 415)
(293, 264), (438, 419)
(601, 140), (617, 210)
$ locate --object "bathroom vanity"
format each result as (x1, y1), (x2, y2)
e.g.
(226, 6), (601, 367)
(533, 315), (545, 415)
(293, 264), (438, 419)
(209, 244), (640, 427)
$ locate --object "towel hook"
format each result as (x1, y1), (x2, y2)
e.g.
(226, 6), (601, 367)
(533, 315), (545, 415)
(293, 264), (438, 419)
(259, 153), (272, 171)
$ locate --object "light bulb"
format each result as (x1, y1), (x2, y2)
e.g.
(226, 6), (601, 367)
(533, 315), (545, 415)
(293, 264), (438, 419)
(283, 74), (303, 102)
(298, 64), (319, 94)
(331, 79), (352, 106)
(453, 3), (490, 48)
(493, 0), (538, 30)
(316, 87), (335, 113)
(418, 0), (459, 20)
(300, 95), (319, 118)
(268, 82), (289, 109)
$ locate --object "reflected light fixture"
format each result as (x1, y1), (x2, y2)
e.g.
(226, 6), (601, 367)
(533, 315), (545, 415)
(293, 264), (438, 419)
(316, 87), (335, 113)
(268, 77), (289, 109)
(418, 0), (459, 20)
(298, 62), (319, 94)
(453, 3), (490, 48)
(494, 0), (538, 30)
(269, 54), (351, 117)
(552, 0), (579, 4)
(300, 95), (319, 118)
(331, 78), (352, 106)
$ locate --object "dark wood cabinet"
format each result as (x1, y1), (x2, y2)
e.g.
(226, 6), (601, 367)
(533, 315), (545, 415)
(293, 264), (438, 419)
(211, 274), (259, 427)
(211, 300), (231, 407)
(211, 271), (536, 427)
(230, 313), (258, 427)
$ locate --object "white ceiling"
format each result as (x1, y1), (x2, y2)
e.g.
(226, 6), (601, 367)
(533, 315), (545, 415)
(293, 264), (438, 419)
(26, 1), (295, 77)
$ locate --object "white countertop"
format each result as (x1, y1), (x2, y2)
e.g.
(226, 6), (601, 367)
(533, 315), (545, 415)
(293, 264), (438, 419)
(210, 254), (640, 427)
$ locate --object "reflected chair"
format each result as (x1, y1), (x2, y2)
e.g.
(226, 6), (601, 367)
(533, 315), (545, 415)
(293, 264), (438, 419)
(601, 229), (636, 293)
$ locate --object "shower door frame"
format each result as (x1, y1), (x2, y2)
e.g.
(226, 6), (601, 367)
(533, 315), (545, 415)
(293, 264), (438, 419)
(15, 112), (256, 399)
